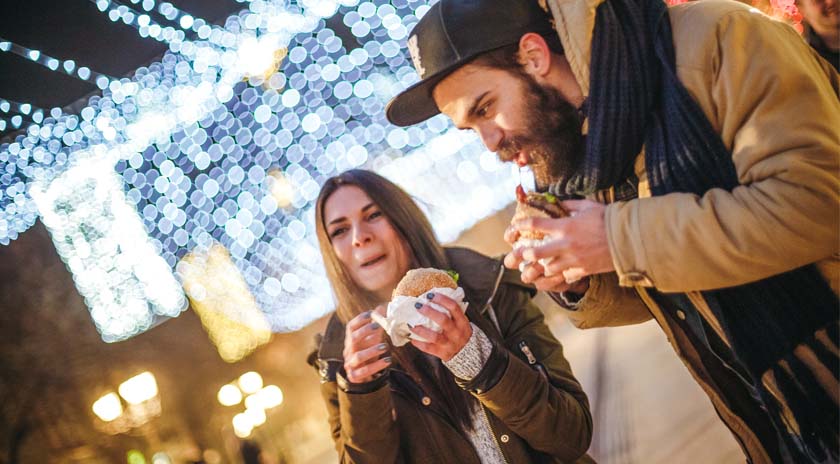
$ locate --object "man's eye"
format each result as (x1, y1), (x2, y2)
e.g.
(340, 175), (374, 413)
(330, 227), (347, 238)
(477, 102), (491, 117)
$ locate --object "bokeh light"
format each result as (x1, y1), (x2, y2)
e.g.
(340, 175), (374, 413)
(0, 0), (519, 342)
(238, 371), (263, 394)
(218, 383), (244, 406)
(118, 372), (159, 405)
(92, 392), (123, 422)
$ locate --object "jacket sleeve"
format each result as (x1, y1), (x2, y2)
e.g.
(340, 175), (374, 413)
(319, 376), (403, 463)
(552, 272), (653, 329)
(464, 285), (593, 461)
(605, 6), (840, 292)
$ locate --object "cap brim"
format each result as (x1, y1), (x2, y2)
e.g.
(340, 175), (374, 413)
(386, 52), (485, 127)
(385, 72), (448, 127)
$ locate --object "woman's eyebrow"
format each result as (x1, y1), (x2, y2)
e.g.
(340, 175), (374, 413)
(327, 203), (375, 225)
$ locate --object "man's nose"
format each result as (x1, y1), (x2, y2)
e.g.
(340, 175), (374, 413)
(476, 124), (504, 153)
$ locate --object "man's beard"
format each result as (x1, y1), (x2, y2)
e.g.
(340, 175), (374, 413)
(496, 72), (584, 191)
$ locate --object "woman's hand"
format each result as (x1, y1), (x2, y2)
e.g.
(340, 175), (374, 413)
(343, 306), (391, 384)
(410, 293), (472, 362)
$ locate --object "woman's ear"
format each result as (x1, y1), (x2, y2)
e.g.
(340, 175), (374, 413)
(517, 32), (553, 78)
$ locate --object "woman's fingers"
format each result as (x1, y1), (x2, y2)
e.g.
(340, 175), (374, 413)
(345, 342), (389, 370)
(345, 356), (392, 384)
(372, 304), (386, 318)
(346, 310), (372, 332)
(410, 295), (473, 362)
(344, 315), (384, 360)
(410, 324), (443, 344)
(410, 322), (471, 362)
(349, 321), (383, 345)
(421, 293), (467, 327)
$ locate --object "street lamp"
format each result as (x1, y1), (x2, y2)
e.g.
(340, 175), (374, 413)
(218, 372), (284, 439)
(92, 392), (123, 422)
(119, 372), (159, 404)
(91, 371), (161, 434)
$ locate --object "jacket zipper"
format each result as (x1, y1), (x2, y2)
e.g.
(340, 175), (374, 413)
(479, 405), (509, 464)
(518, 341), (537, 364)
(518, 341), (548, 380)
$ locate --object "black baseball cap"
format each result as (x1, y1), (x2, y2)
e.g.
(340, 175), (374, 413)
(385, 0), (556, 127)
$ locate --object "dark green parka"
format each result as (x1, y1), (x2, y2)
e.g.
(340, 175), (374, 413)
(311, 247), (595, 463)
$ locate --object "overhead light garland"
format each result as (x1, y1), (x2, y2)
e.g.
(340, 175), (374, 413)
(1, 0), (519, 342)
(0, 36), (117, 90)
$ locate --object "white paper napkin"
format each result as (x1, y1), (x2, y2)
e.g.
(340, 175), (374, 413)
(371, 286), (468, 347)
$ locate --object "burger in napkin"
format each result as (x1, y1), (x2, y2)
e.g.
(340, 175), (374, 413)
(512, 185), (568, 270)
(371, 268), (468, 346)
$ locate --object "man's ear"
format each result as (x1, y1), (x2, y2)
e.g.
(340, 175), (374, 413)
(518, 32), (552, 78)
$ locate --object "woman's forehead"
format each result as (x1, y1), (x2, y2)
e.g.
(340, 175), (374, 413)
(324, 185), (375, 221)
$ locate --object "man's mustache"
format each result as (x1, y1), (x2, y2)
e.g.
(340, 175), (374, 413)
(497, 136), (536, 162)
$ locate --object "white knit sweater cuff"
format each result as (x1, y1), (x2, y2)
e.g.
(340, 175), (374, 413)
(443, 323), (493, 381)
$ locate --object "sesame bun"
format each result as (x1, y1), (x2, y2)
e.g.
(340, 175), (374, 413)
(392, 268), (457, 298)
(513, 191), (568, 241)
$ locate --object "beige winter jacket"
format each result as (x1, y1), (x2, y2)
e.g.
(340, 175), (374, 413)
(545, 0), (840, 462)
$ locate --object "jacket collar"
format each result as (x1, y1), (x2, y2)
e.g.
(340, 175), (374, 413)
(546, 0), (606, 97)
(445, 247), (504, 316)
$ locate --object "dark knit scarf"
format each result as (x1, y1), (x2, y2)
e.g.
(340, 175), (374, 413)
(549, 0), (839, 460)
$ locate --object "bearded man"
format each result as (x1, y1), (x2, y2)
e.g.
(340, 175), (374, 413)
(386, 0), (840, 463)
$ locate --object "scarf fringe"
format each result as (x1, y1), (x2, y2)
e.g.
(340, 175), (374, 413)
(762, 334), (840, 462)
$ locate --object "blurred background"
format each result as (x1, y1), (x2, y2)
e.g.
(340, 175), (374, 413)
(0, 0), (807, 463)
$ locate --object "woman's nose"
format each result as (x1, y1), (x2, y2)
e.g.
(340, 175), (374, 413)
(352, 224), (373, 247)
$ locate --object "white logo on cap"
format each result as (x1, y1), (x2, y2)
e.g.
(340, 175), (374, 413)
(408, 35), (426, 78)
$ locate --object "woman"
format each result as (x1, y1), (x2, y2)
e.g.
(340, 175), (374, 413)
(310, 169), (593, 463)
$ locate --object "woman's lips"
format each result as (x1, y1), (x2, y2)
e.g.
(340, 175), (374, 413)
(360, 254), (386, 268)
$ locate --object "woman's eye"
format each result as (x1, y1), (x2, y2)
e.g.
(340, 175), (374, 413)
(329, 227), (347, 238)
(368, 211), (383, 220)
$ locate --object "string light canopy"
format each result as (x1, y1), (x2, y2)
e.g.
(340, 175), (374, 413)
(0, 0), (520, 345)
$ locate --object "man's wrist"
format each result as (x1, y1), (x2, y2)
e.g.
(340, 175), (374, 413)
(566, 276), (590, 295)
(550, 276), (591, 310)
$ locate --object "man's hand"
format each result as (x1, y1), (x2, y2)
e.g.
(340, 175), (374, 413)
(515, 260), (591, 293)
(505, 199), (614, 283)
(409, 293), (472, 362)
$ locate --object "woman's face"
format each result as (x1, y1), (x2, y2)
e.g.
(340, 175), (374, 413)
(323, 185), (412, 302)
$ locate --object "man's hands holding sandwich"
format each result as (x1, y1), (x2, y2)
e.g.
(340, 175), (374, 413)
(505, 194), (614, 294)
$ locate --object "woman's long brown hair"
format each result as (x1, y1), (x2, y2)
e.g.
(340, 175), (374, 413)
(315, 169), (476, 432)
